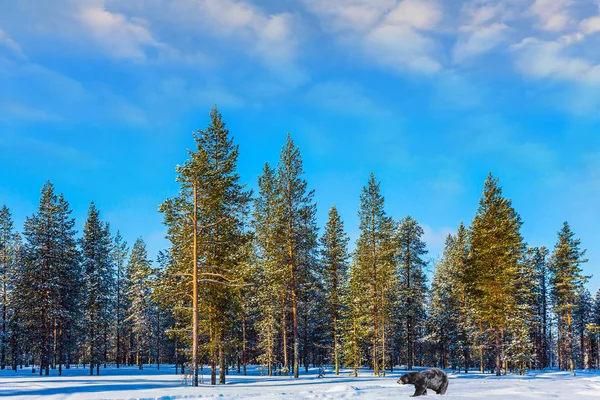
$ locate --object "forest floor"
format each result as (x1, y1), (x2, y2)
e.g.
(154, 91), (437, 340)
(1, 364), (599, 399)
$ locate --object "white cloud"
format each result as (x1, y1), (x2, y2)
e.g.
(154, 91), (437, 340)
(303, 0), (396, 33)
(115, 0), (306, 85)
(512, 37), (600, 83)
(386, 0), (442, 30)
(529, 0), (574, 32)
(77, 4), (162, 60)
(453, 22), (511, 63)
(580, 16), (600, 35)
(364, 23), (441, 73)
(303, 0), (443, 74)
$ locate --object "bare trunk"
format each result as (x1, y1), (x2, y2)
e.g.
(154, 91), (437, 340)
(219, 341), (225, 384)
(192, 182), (200, 386)
(242, 311), (247, 376)
(281, 290), (288, 375)
(495, 330), (501, 376)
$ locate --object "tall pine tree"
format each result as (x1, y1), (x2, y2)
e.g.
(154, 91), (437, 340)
(126, 238), (154, 370)
(0, 205), (14, 370)
(112, 231), (129, 368)
(550, 222), (588, 374)
(395, 216), (428, 371)
(276, 134), (318, 378)
(465, 174), (525, 376)
(320, 206), (350, 375)
(81, 202), (114, 376)
(159, 106), (251, 385)
(352, 173), (394, 376)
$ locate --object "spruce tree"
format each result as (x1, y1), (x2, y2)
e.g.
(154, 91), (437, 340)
(531, 247), (550, 369)
(159, 106), (251, 385)
(395, 216), (428, 371)
(81, 202), (114, 376)
(573, 289), (593, 369)
(53, 193), (81, 375)
(429, 225), (471, 372)
(590, 290), (600, 369)
(506, 246), (537, 374)
(126, 238), (154, 369)
(352, 173), (394, 375)
(342, 258), (371, 377)
(252, 163), (284, 376)
(0, 205), (14, 370)
(465, 173), (525, 376)
(549, 222), (588, 374)
(276, 134), (318, 378)
(20, 182), (80, 376)
(112, 231), (129, 368)
(320, 206), (350, 375)
(6, 233), (23, 371)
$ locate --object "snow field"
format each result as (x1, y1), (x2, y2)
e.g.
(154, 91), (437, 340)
(1, 365), (599, 400)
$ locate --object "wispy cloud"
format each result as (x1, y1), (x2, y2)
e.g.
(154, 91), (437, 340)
(304, 0), (443, 74)
(0, 29), (24, 58)
(453, 23), (511, 64)
(76, 3), (163, 60)
(511, 36), (600, 83)
(529, 0), (574, 32)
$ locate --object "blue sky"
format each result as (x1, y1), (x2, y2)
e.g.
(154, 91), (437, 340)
(1, 0), (599, 292)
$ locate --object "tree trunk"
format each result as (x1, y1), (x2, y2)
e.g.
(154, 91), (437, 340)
(242, 311), (247, 376)
(495, 330), (501, 376)
(219, 341), (225, 384)
(192, 182), (200, 387)
(281, 290), (288, 375)
(372, 211), (379, 376)
(334, 315), (339, 376)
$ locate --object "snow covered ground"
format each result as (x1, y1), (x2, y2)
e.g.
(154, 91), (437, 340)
(1, 365), (599, 400)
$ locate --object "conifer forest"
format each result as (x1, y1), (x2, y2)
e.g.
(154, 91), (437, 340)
(1, 107), (597, 387)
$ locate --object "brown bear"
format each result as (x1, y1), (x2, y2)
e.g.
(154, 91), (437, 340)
(397, 368), (448, 396)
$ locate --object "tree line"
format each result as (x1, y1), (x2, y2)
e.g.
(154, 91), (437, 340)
(0, 107), (597, 384)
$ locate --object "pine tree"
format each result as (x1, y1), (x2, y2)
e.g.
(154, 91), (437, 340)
(276, 134), (318, 378)
(53, 193), (81, 375)
(81, 202), (115, 376)
(342, 258), (371, 377)
(549, 222), (588, 374)
(589, 290), (600, 370)
(506, 246), (537, 374)
(352, 173), (395, 375)
(465, 173), (525, 376)
(573, 289), (593, 370)
(19, 182), (80, 376)
(395, 216), (428, 371)
(112, 231), (129, 368)
(428, 226), (471, 372)
(0, 205), (14, 370)
(252, 163), (284, 376)
(531, 247), (551, 369)
(6, 233), (23, 371)
(320, 206), (350, 375)
(126, 238), (154, 369)
(159, 106), (251, 386)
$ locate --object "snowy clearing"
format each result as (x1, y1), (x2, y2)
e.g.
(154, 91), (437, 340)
(1, 366), (599, 400)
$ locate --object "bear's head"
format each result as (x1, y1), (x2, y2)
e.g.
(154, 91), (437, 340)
(397, 375), (411, 385)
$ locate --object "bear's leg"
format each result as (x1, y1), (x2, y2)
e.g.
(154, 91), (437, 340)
(438, 378), (448, 395)
(411, 385), (428, 397)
